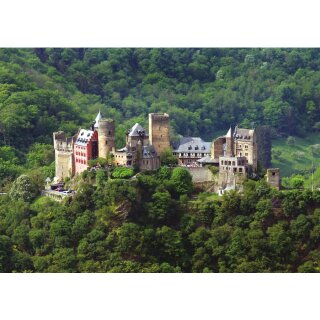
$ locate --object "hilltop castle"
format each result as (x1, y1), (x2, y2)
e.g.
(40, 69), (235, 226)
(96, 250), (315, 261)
(53, 112), (170, 180)
(53, 111), (278, 192)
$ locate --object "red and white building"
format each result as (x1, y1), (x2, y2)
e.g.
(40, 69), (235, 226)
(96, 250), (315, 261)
(74, 129), (99, 175)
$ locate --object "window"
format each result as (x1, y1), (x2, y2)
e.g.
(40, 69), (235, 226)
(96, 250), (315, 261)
(245, 145), (248, 149)
(245, 153), (248, 156)
(272, 172), (276, 176)
(232, 161), (235, 166)
(239, 168), (243, 173)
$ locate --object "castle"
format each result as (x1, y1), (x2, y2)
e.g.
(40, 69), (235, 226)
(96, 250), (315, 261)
(53, 111), (279, 192)
(53, 112), (170, 180)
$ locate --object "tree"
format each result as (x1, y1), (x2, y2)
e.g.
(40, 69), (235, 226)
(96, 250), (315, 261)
(170, 167), (193, 195)
(9, 174), (38, 202)
(160, 149), (178, 166)
(95, 169), (108, 189)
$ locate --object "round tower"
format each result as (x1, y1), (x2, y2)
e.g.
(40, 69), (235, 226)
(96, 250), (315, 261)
(98, 119), (115, 158)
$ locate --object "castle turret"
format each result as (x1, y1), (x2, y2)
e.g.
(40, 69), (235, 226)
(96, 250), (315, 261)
(98, 119), (115, 158)
(225, 126), (234, 157)
(148, 113), (170, 156)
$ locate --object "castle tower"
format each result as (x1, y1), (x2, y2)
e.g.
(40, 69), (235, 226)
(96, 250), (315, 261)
(53, 131), (75, 181)
(234, 127), (257, 172)
(225, 126), (234, 157)
(148, 113), (170, 156)
(98, 119), (115, 158)
(266, 168), (281, 190)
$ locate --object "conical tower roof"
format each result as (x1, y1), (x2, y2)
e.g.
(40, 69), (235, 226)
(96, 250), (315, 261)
(226, 126), (232, 138)
(94, 110), (103, 129)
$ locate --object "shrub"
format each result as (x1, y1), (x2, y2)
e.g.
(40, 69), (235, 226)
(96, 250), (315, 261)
(112, 167), (135, 179)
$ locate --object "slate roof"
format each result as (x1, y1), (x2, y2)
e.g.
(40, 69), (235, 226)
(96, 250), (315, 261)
(142, 145), (158, 159)
(128, 123), (148, 137)
(233, 127), (254, 139)
(94, 111), (103, 129)
(75, 129), (95, 146)
(173, 137), (211, 153)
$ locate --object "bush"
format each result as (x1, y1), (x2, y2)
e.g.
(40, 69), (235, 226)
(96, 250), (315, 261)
(112, 167), (135, 179)
(286, 136), (296, 145)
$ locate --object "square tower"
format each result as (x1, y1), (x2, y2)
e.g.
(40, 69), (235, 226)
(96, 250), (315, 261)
(234, 127), (257, 172)
(148, 113), (170, 156)
(266, 168), (281, 190)
(53, 131), (75, 181)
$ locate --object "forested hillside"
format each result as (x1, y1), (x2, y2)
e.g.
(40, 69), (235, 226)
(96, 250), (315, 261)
(1, 169), (320, 273)
(2, 48), (320, 186)
(2, 48), (320, 273)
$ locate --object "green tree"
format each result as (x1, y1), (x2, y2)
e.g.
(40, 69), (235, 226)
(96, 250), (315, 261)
(170, 167), (193, 195)
(9, 174), (38, 202)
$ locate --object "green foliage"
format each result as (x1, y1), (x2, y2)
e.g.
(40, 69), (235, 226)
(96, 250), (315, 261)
(3, 48), (320, 272)
(160, 149), (178, 166)
(95, 169), (108, 188)
(170, 167), (193, 195)
(286, 136), (296, 145)
(111, 167), (134, 179)
(9, 174), (38, 202)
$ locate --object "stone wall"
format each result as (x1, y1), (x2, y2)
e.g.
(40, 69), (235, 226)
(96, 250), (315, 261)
(98, 119), (115, 158)
(55, 151), (73, 180)
(266, 168), (281, 190)
(186, 167), (214, 183)
(211, 136), (225, 159)
(148, 113), (170, 156)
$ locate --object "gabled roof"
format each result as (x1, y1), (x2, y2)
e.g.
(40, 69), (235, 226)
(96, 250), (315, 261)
(75, 129), (95, 146)
(94, 111), (103, 129)
(128, 123), (147, 137)
(234, 127), (254, 140)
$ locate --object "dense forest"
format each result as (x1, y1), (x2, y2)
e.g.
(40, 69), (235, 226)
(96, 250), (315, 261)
(1, 168), (320, 272)
(2, 48), (320, 185)
(1, 48), (320, 272)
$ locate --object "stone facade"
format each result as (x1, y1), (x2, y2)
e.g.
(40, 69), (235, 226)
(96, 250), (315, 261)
(114, 122), (160, 171)
(186, 167), (213, 183)
(172, 137), (211, 166)
(211, 136), (226, 159)
(233, 127), (257, 172)
(218, 155), (248, 188)
(148, 113), (170, 156)
(53, 131), (75, 180)
(54, 112), (167, 181)
(98, 118), (115, 158)
(266, 168), (281, 190)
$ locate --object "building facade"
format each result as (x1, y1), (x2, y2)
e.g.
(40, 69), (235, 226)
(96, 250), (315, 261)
(172, 137), (211, 166)
(54, 112), (165, 181)
(114, 122), (160, 171)
(148, 113), (170, 156)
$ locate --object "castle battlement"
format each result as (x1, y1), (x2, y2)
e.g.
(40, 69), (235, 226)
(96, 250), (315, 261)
(53, 131), (74, 152)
